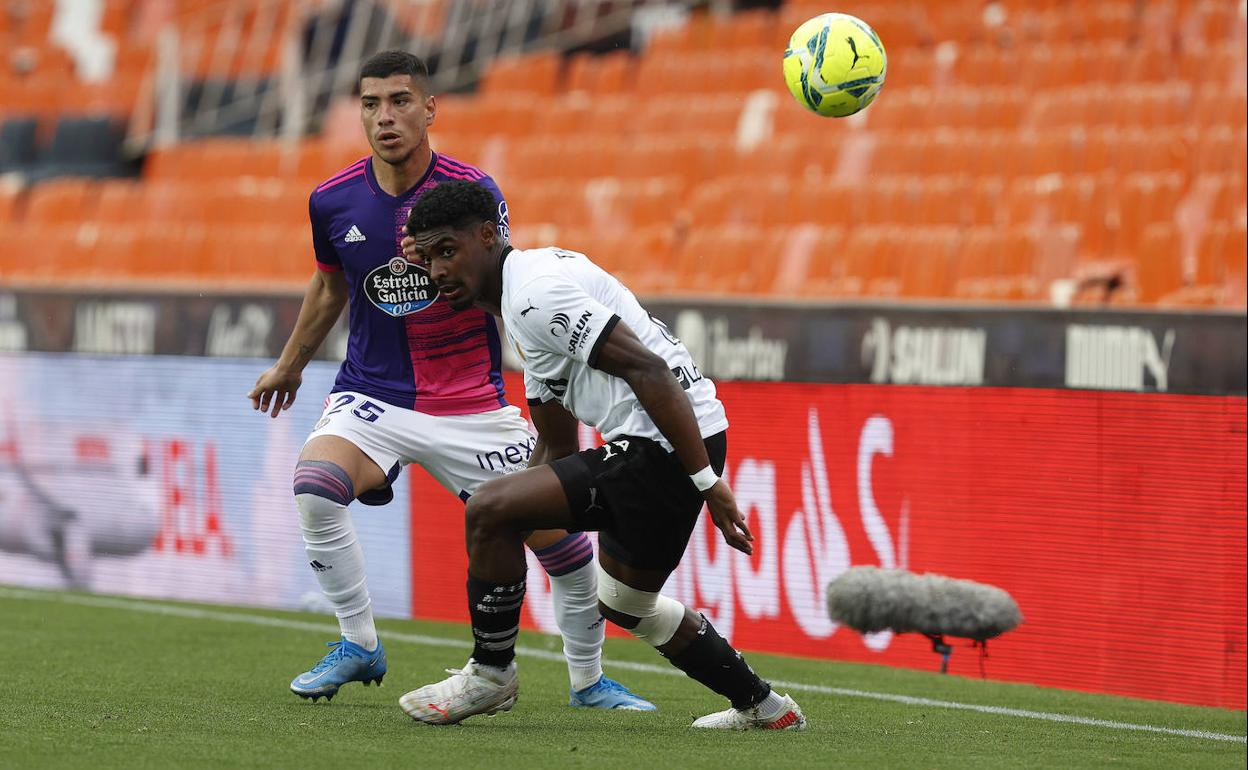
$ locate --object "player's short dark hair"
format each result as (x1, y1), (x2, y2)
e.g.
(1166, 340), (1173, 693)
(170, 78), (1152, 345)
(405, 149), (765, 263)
(359, 50), (429, 89)
(406, 180), (497, 236)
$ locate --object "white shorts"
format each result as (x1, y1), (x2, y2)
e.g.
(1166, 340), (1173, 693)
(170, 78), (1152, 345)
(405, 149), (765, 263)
(306, 392), (535, 499)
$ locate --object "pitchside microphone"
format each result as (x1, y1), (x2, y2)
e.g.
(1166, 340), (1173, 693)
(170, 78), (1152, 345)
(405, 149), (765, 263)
(825, 566), (1023, 673)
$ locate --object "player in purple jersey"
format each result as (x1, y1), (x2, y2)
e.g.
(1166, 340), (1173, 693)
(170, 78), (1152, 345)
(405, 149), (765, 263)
(248, 50), (651, 711)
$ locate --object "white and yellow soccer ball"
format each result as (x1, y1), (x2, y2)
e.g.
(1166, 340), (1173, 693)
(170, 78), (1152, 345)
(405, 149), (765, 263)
(782, 12), (887, 118)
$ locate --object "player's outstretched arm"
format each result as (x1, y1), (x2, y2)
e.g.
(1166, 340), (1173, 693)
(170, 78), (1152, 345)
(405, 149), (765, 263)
(528, 399), (581, 468)
(591, 322), (753, 555)
(248, 270), (349, 418)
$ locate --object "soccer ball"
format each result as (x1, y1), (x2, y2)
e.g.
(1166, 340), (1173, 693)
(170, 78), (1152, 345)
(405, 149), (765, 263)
(782, 13), (887, 118)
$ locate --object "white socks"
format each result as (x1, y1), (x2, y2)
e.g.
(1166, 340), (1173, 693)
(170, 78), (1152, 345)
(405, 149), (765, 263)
(547, 560), (605, 692)
(754, 691), (788, 720)
(296, 492), (378, 652)
(473, 660), (517, 684)
(531, 533), (604, 692)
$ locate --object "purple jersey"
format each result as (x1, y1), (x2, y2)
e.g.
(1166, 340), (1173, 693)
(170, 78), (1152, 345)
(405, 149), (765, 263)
(309, 152), (511, 415)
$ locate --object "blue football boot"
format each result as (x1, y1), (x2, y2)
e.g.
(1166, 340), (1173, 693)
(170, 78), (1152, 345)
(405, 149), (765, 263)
(290, 637), (387, 702)
(569, 675), (656, 711)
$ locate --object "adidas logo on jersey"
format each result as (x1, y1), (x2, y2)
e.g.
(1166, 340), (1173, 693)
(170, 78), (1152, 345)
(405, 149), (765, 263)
(343, 225), (367, 243)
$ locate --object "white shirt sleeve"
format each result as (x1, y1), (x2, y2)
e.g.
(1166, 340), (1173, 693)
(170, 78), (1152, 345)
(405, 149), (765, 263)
(508, 276), (621, 367)
(523, 368), (556, 404)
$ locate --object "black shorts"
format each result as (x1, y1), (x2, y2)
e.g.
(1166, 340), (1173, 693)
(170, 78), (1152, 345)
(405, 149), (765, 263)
(549, 431), (727, 573)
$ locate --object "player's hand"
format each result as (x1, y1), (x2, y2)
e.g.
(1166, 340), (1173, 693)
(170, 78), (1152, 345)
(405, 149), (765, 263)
(703, 480), (753, 555)
(248, 365), (302, 419)
(401, 233), (423, 264)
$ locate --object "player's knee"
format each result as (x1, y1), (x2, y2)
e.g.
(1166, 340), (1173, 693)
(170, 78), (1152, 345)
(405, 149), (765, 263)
(463, 481), (509, 542)
(597, 566), (684, 647)
(293, 460), (355, 526)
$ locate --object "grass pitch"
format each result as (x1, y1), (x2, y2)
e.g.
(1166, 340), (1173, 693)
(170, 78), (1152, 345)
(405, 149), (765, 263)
(0, 587), (1243, 770)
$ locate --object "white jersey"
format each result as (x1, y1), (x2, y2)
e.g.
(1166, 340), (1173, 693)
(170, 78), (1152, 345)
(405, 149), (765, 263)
(500, 246), (728, 449)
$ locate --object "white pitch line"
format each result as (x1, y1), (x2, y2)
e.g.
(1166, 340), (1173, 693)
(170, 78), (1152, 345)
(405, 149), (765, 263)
(3, 586), (1244, 745)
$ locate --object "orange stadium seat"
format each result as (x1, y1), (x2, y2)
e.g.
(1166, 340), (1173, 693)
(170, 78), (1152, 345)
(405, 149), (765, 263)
(823, 225), (882, 298)
(43, 224), (120, 283)
(1198, 223), (1248, 287)
(713, 9), (777, 50)
(1134, 222), (1184, 303)
(1114, 172), (1185, 255)
(85, 224), (144, 283)
(34, 0), (1238, 306)
(24, 179), (100, 225)
(295, 142), (370, 186)
(784, 179), (855, 231)
(134, 224), (211, 282)
(480, 52), (561, 97)
(1221, 225), (1248, 306)
(954, 226), (1005, 300)
(529, 97), (591, 138)
(769, 222), (825, 295)
(565, 51), (635, 95)
(93, 179), (146, 224)
(1191, 125), (1243, 176)
(0, 185), (22, 225)
(1086, 3), (1135, 41)
(0, 224), (79, 283)
(675, 225), (782, 295)
(580, 225), (673, 295)
(687, 175), (790, 228)
(968, 177), (1005, 225)
(616, 178), (684, 230)
(898, 226), (960, 298)
(792, 225), (842, 297)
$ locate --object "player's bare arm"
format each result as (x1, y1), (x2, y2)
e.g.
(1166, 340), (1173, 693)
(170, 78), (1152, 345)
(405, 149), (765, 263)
(591, 321), (753, 555)
(527, 399), (581, 468)
(249, 269), (349, 418)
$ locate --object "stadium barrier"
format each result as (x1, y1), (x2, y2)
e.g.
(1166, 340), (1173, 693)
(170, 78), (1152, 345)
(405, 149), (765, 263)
(0, 291), (1243, 709)
(1, 290), (1245, 393)
(0, 355), (411, 616)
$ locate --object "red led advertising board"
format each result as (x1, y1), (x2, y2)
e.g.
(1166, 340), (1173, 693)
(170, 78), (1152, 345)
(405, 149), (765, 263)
(409, 376), (1246, 709)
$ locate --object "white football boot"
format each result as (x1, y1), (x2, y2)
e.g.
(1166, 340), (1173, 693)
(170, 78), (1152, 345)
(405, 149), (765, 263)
(691, 693), (807, 730)
(399, 659), (519, 725)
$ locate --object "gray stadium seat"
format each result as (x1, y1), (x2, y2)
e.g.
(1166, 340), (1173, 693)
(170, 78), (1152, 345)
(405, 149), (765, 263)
(28, 116), (129, 180)
(0, 117), (39, 174)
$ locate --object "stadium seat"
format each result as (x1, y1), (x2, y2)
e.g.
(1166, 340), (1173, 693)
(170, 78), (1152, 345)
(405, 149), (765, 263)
(0, 223), (78, 283)
(25, 178), (101, 225)
(1134, 222), (1184, 303)
(616, 178), (683, 229)
(480, 52), (561, 97)
(33, 116), (128, 180)
(1223, 225), (1248, 306)
(953, 226), (1005, 300)
(1196, 222), (1248, 289)
(0, 184), (22, 225)
(591, 225), (675, 296)
(675, 225), (783, 295)
(19, 0), (1238, 306)
(93, 179), (147, 224)
(565, 51), (635, 95)
(997, 226), (1048, 300)
(898, 227), (960, 298)
(0, 118), (39, 175)
(1114, 173), (1185, 255)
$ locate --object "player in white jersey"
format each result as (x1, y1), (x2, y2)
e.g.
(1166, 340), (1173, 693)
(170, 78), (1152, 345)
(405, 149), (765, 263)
(396, 180), (807, 730)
